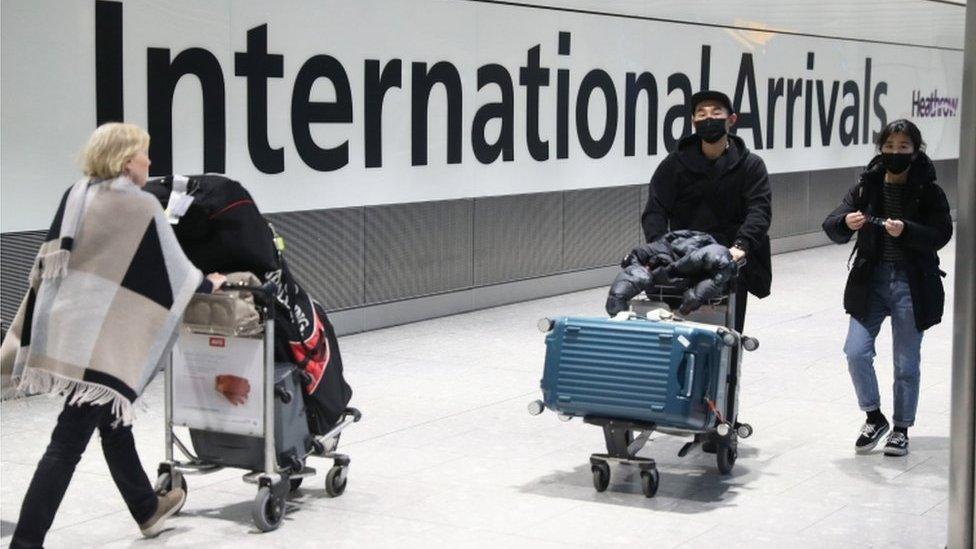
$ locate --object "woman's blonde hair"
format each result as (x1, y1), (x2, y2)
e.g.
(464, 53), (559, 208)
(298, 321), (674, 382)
(81, 123), (150, 179)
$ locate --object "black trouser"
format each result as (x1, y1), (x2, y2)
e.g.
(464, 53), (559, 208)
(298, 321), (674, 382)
(733, 283), (748, 333)
(11, 399), (157, 549)
(728, 283), (749, 424)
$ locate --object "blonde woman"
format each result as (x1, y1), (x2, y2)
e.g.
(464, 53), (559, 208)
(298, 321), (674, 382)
(3, 123), (220, 547)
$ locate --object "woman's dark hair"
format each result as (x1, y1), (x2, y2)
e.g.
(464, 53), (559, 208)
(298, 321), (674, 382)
(875, 118), (926, 152)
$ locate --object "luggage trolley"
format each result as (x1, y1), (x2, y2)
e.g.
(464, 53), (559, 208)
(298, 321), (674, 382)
(529, 280), (759, 497)
(155, 281), (361, 531)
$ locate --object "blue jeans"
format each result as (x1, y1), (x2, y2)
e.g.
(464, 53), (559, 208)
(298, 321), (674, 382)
(843, 262), (924, 428)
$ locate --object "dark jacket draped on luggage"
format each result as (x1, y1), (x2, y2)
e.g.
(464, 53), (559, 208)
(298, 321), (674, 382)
(607, 230), (736, 316)
(641, 133), (771, 299)
(822, 152), (952, 331)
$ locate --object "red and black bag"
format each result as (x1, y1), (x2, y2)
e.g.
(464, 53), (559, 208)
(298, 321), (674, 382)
(267, 257), (352, 435)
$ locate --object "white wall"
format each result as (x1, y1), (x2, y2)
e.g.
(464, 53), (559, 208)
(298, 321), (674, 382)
(0, 0), (964, 232)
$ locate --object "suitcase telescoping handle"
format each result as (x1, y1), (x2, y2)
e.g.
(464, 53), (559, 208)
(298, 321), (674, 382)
(679, 353), (695, 398)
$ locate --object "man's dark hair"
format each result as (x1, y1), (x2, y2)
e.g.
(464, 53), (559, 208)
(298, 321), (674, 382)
(875, 118), (926, 152)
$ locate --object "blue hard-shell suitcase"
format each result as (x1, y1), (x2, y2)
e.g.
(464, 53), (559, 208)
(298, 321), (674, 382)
(540, 315), (732, 431)
(532, 290), (758, 497)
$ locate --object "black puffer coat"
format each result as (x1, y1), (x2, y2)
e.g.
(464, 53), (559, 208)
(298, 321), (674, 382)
(641, 134), (772, 298)
(822, 152), (952, 331)
(606, 230), (736, 316)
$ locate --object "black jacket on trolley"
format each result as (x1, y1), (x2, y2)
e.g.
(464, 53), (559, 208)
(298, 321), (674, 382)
(641, 133), (772, 298)
(822, 152), (952, 331)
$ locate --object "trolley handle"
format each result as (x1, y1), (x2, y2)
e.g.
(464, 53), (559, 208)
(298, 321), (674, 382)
(222, 281), (278, 307)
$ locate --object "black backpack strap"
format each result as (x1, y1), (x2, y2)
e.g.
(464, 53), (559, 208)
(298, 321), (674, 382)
(847, 242), (859, 271)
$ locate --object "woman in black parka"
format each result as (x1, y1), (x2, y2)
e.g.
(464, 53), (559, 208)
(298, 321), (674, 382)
(823, 119), (952, 457)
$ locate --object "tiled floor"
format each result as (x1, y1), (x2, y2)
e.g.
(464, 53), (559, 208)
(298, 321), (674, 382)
(0, 237), (957, 548)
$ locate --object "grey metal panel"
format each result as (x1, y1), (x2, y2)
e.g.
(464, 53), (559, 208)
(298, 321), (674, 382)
(947, 4), (975, 546)
(330, 265), (619, 336)
(473, 193), (562, 285)
(768, 171), (810, 238)
(364, 199), (473, 303)
(934, 158), (959, 209)
(472, 265), (618, 311)
(563, 186), (641, 270)
(0, 230), (45, 335)
(362, 290), (475, 332)
(638, 183), (649, 241)
(265, 207), (365, 311)
(809, 167), (859, 233)
(770, 231), (833, 255)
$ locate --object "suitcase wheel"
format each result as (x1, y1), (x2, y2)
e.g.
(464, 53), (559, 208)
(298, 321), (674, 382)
(325, 465), (348, 497)
(640, 469), (660, 498)
(154, 471), (187, 515)
(591, 462), (610, 492)
(736, 423), (754, 439)
(742, 336), (760, 352)
(252, 486), (285, 532)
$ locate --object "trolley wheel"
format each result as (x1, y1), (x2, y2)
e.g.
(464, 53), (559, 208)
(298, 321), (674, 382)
(591, 462), (610, 492)
(325, 466), (347, 497)
(252, 486), (285, 532)
(640, 469), (660, 498)
(289, 477), (303, 492)
(736, 423), (754, 439)
(154, 472), (188, 515)
(717, 444), (737, 475)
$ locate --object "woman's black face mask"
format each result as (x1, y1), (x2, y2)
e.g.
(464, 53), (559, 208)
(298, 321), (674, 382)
(881, 153), (913, 175)
(695, 117), (728, 144)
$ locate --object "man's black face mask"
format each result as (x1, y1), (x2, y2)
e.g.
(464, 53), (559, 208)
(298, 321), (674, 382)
(881, 153), (913, 175)
(695, 117), (727, 144)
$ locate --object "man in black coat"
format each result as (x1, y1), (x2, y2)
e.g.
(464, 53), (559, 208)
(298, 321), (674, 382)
(641, 90), (772, 331)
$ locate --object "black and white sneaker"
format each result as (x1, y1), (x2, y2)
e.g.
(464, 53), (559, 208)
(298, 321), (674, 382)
(855, 420), (890, 454)
(883, 431), (909, 457)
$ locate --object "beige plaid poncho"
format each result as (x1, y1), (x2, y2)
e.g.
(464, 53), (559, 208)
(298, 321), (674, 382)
(0, 176), (202, 424)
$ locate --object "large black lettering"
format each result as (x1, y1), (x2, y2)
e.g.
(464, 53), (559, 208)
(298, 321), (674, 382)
(576, 69), (618, 159)
(816, 80), (839, 146)
(147, 48), (226, 176)
(862, 58), (872, 144)
(624, 72), (658, 156)
(803, 52), (814, 147)
(839, 80), (860, 146)
(95, 0), (123, 124)
(785, 79), (803, 149)
(364, 59), (402, 168)
(766, 78), (784, 149)
(663, 73), (692, 152)
(699, 45), (711, 91)
(411, 61), (463, 166)
(732, 53), (763, 149)
(472, 64), (515, 164)
(234, 25), (284, 174)
(872, 81), (888, 143)
(291, 55), (353, 171)
(557, 32), (571, 160)
(519, 45), (550, 161)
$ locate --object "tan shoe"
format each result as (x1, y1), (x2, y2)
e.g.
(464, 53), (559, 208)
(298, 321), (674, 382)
(139, 488), (185, 538)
